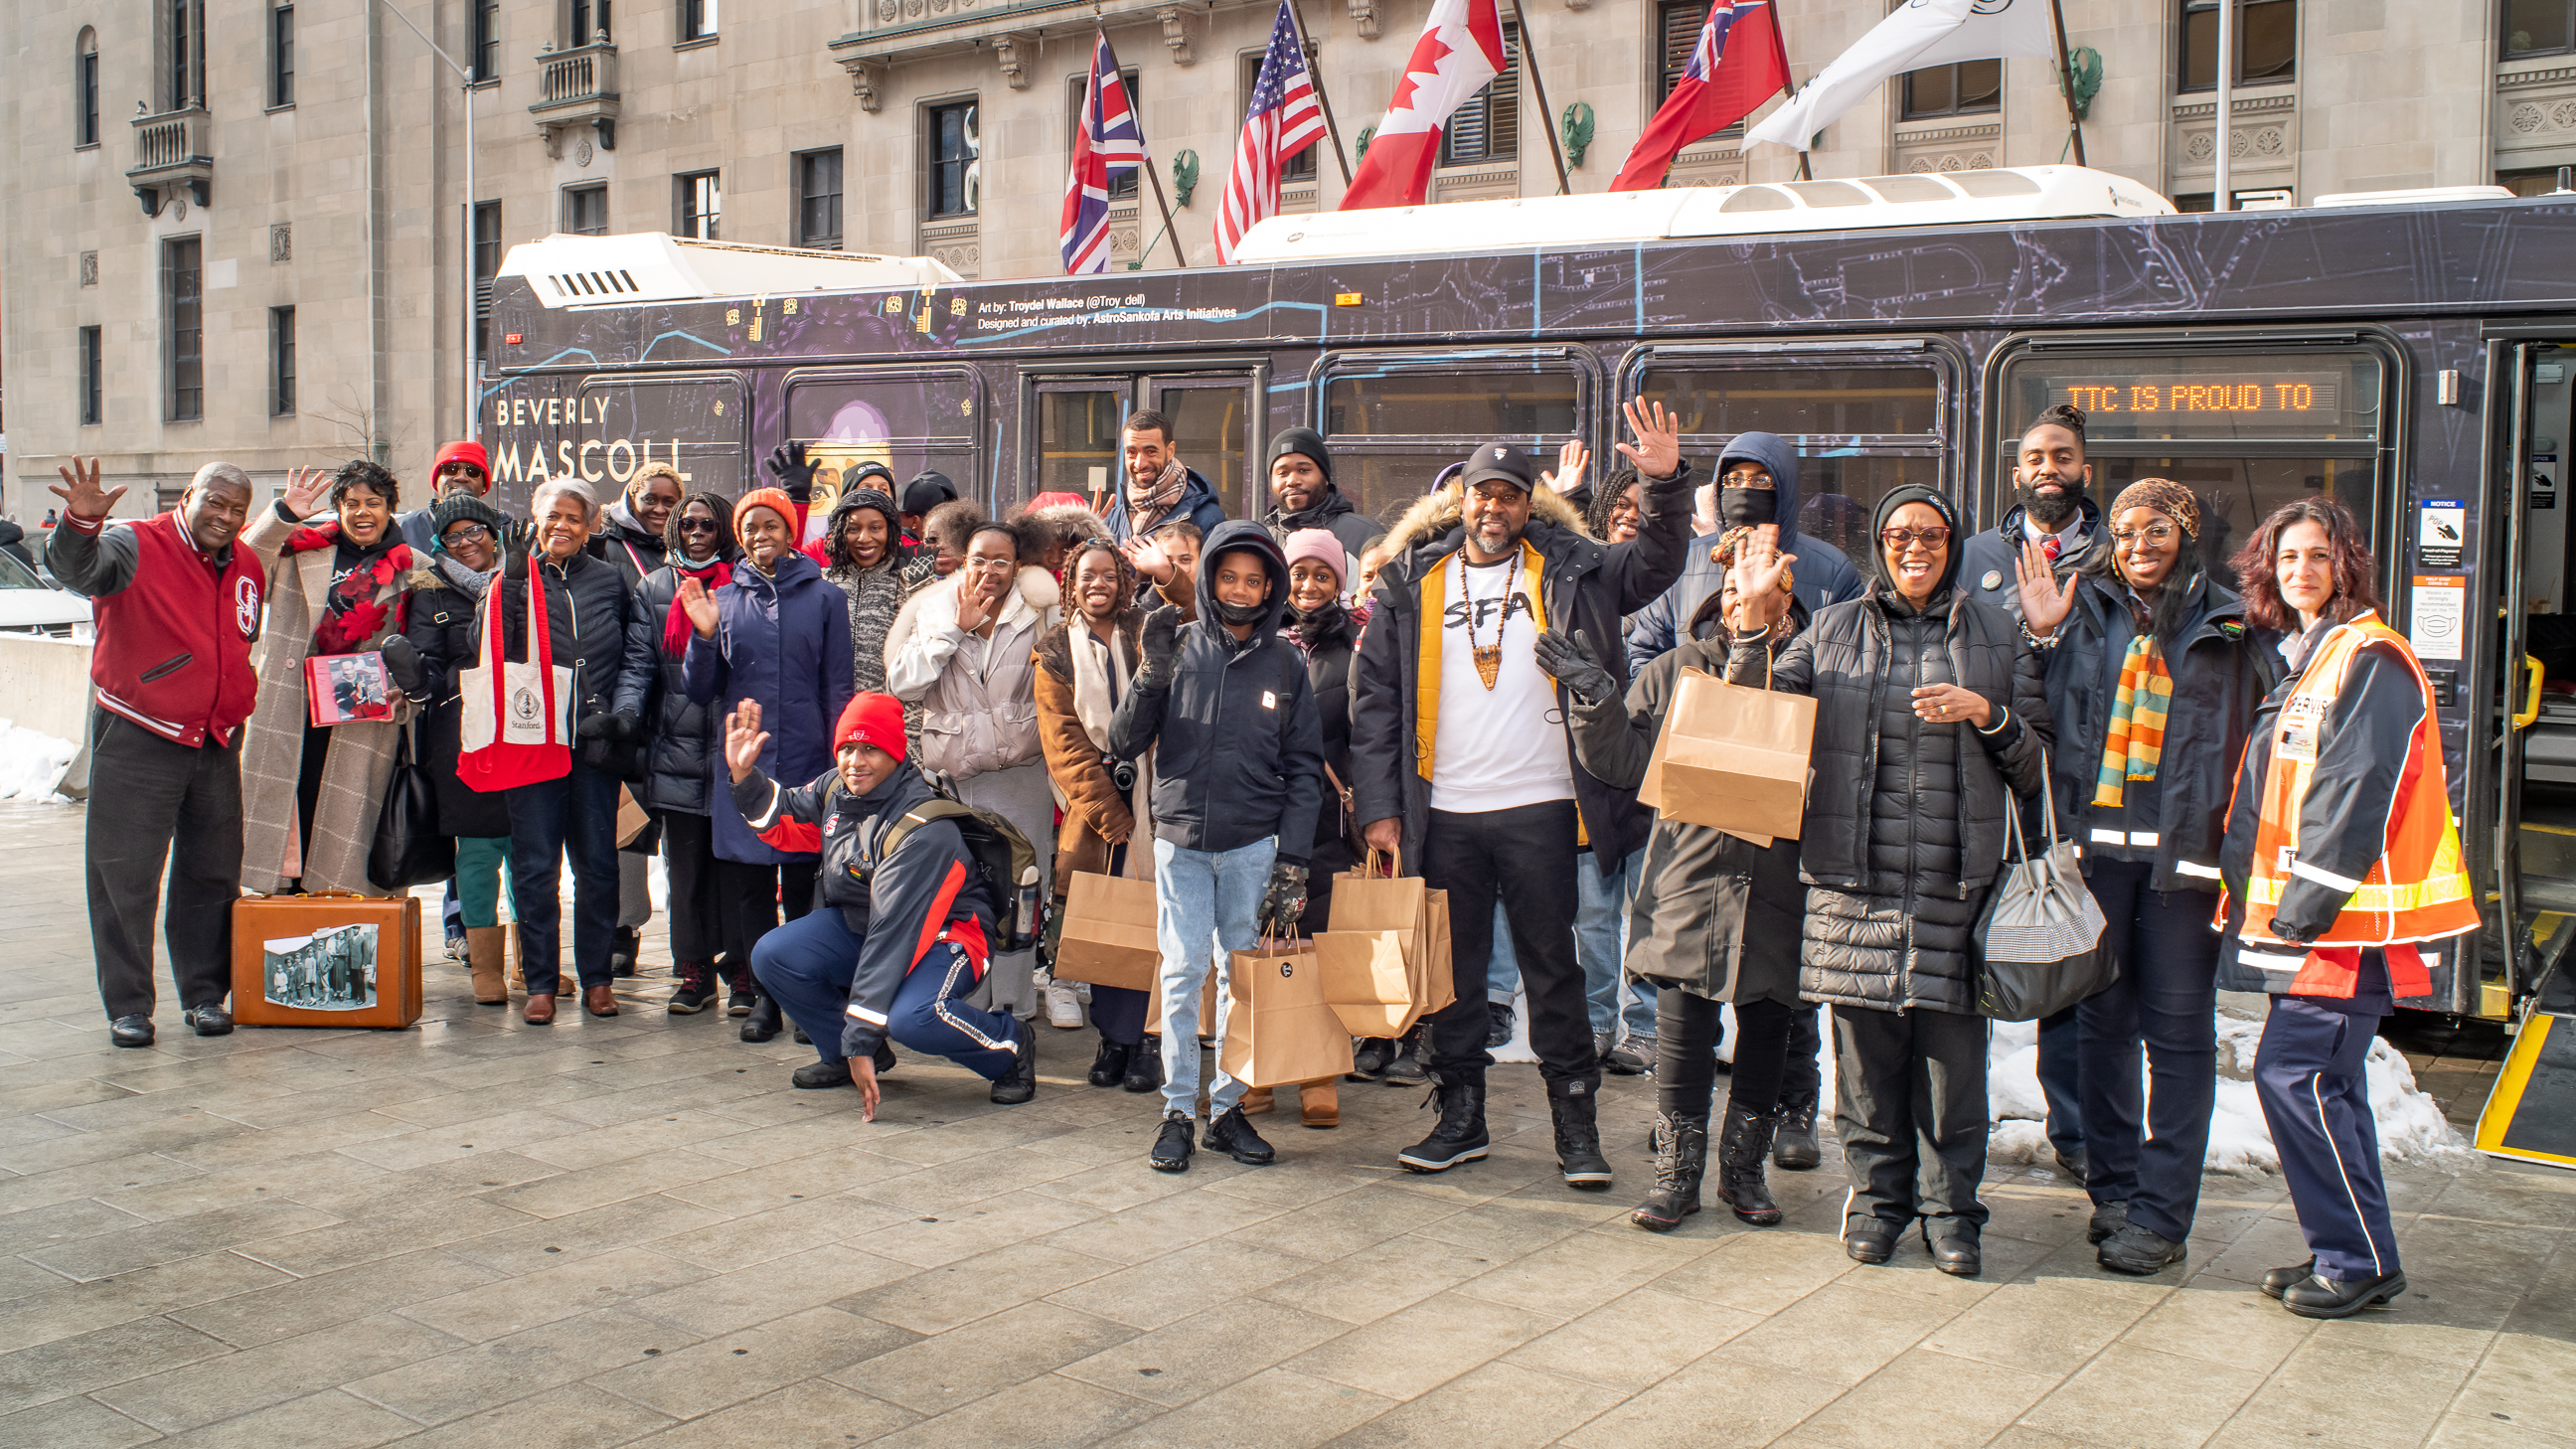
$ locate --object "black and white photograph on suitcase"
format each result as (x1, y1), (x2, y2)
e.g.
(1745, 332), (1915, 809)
(260, 923), (380, 1011)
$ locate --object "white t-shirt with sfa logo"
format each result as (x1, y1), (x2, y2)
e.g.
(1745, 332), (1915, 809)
(1431, 553), (1575, 814)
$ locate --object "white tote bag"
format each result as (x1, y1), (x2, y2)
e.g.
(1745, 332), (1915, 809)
(457, 563), (574, 790)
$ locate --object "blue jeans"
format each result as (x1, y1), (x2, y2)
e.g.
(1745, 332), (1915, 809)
(2077, 859), (2220, 1240)
(1575, 846), (1655, 1038)
(751, 907), (1019, 1081)
(1152, 835), (1275, 1118)
(505, 761), (621, 995)
(1487, 903), (1519, 1003)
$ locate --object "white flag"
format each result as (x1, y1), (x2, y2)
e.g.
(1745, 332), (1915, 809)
(1746, 0), (2054, 153)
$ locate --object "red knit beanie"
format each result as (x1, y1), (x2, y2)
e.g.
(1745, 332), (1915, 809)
(834, 693), (907, 762)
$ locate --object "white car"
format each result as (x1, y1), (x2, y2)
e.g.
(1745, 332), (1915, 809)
(0, 548), (93, 640)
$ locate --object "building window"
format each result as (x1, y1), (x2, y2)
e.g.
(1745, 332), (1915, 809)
(1237, 52), (1315, 181)
(271, 5), (295, 107)
(167, 0), (205, 111)
(564, 183), (607, 236)
(2500, 165), (2574, 196)
(681, 0), (717, 41)
(1441, 23), (1520, 166)
(76, 31), (99, 146)
(270, 307), (297, 416)
(796, 149), (843, 247)
(472, 0), (501, 80)
(676, 170), (722, 239)
(474, 201), (502, 356)
(1901, 60), (2002, 120)
(2181, 0), (2296, 90)
(1068, 70), (1143, 199)
(570, 0), (610, 45)
(164, 238), (203, 421)
(2507, 1), (2576, 58)
(928, 100), (979, 218)
(80, 327), (102, 427)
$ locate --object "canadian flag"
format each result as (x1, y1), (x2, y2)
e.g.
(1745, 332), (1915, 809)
(1338, 0), (1508, 211)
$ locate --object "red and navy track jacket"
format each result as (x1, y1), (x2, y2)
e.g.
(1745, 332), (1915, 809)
(731, 759), (992, 1056)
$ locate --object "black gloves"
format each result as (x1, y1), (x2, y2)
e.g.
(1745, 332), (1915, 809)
(767, 443), (817, 494)
(1534, 628), (1616, 707)
(380, 635), (425, 696)
(1257, 860), (1310, 938)
(498, 518), (537, 579)
(608, 711), (644, 743)
(1138, 604), (1184, 688)
(574, 713), (617, 741)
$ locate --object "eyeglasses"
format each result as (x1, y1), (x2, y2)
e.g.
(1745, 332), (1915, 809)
(677, 517), (721, 535)
(2109, 524), (2179, 547)
(440, 524), (492, 546)
(1879, 526), (1953, 550)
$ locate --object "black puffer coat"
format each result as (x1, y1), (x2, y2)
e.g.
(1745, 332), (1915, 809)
(1570, 593), (1810, 1008)
(1288, 599), (1364, 895)
(614, 564), (721, 816)
(402, 568), (513, 839)
(1729, 486), (2050, 1015)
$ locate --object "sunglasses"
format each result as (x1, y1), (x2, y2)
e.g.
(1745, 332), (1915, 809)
(441, 464), (487, 480)
(677, 517), (722, 535)
(1879, 526), (1953, 550)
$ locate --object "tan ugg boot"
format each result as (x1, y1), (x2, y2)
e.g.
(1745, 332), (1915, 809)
(1240, 1086), (1275, 1116)
(466, 926), (507, 1005)
(1299, 1079), (1340, 1129)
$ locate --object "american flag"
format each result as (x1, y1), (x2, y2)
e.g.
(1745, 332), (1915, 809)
(1060, 31), (1147, 275)
(1213, 1), (1327, 264)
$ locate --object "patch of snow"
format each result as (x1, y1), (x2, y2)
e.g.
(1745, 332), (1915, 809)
(0, 721), (77, 802)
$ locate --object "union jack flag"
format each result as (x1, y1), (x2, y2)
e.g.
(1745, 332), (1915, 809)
(1061, 31), (1147, 275)
(1213, 2), (1328, 264)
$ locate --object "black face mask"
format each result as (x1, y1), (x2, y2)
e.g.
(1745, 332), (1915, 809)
(1212, 595), (1270, 627)
(1719, 487), (1778, 529)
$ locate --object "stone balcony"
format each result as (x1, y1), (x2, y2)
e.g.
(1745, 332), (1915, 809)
(531, 40), (621, 158)
(126, 105), (213, 217)
(828, 0), (1208, 111)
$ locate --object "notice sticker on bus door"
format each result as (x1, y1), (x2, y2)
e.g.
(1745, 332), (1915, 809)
(2418, 501), (2466, 568)
(2411, 574), (2466, 661)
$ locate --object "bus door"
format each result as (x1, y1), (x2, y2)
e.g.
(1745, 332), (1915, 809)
(2489, 340), (2576, 1009)
(1026, 367), (1263, 517)
(1622, 339), (1967, 558)
(778, 364), (986, 522)
(1309, 347), (1598, 528)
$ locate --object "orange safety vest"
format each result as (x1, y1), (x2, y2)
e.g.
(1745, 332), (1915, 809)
(2219, 612), (2478, 994)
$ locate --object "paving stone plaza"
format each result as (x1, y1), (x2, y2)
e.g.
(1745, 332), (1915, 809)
(1, 800), (2570, 1449)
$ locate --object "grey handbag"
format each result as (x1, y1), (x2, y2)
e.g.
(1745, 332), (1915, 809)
(1973, 762), (2115, 1021)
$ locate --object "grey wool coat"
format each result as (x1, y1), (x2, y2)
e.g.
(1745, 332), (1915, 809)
(236, 506), (429, 895)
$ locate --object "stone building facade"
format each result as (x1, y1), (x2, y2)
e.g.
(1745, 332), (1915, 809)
(2, 0), (2570, 521)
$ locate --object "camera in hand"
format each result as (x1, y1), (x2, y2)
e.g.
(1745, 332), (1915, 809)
(1108, 756), (1138, 794)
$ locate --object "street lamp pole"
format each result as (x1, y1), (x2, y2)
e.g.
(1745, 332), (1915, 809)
(375, 1), (480, 441)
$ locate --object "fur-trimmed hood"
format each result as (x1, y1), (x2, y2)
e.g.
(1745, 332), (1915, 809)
(1380, 477), (1593, 559)
(1030, 502), (1114, 550)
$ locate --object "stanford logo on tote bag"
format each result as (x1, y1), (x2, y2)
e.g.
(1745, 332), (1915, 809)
(459, 564), (573, 790)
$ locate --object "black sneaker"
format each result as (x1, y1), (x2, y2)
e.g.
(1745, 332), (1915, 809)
(1124, 1036), (1166, 1093)
(668, 981), (719, 1015)
(1397, 1075), (1490, 1173)
(1348, 1038), (1395, 1082)
(2087, 1200), (2132, 1244)
(1383, 1036), (1429, 1086)
(990, 1019), (1039, 1105)
(1204, 1103), (1277, 1166)
(1150, 1110), (1197, 1172)
(1485, 1001), (1515, 1048)
(2097, 1223), (2187, 1275)
(1088, 1039), (1133, 1088)
(792, 1059), (853, 1089)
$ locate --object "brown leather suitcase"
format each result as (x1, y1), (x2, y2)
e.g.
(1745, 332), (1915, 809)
(231, 892), (424, 1029)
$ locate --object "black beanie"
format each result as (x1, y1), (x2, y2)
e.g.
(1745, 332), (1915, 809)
(901, 471), (958, 516)
(1266, 426), (1332, 484)
(429, 493), (508, 548)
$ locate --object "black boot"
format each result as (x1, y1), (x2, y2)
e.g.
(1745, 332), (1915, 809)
(1396, 1073), (1489, 1173)
(1546, 1079), (1613, 1191)
(609, 926), (640, 978)
(1124, 1035), (1166, 1093)
(739, 993), (782, 1044)
(1088, 1038), (1132, 1088)
(1772, 1093), (1822, 1171)
(1713, 1100), (1783, 1226)
(1630, 1111), (1707, 1232)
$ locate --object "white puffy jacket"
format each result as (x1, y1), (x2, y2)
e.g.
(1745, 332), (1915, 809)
(885, 565), (1059, 781)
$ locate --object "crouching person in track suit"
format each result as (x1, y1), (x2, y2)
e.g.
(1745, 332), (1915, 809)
(2215, 498), (2478, 1319)
(729, 693), (1040, 1116)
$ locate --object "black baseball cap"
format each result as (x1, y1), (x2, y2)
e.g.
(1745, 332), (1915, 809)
(1459, 441), (1535, 493)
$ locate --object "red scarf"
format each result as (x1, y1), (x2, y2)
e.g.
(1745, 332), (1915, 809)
(665, 557), (734, 657)
(286, 523), (415, 655)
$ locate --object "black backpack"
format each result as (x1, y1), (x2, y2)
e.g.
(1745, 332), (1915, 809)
(828, 771), (1043, 951)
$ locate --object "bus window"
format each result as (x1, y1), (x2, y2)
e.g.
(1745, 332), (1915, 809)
(1151, 379), (1255, 519)
(1319, 350), (1593, 527)
(1036, 386), (1125, 507)
(1635, 362), (1949, 539)
(1993, 348), (2385, 579)
(784, 367), (981, 518)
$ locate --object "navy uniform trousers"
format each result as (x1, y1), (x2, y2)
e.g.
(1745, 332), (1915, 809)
(2252, 988), (2401, 1282)
(752, 908), (1019, 1081)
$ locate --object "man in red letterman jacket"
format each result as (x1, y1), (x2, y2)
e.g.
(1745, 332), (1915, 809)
(48, 457), (322, 1047)
(724, 692), (1039, 1117)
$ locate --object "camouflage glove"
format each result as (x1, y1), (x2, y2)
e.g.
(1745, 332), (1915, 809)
(1257, 861), (1310, 938)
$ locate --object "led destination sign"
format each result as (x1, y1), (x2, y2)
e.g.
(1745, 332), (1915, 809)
(2004, 353), (2381, 443)
(2049, 377), (2339, 417)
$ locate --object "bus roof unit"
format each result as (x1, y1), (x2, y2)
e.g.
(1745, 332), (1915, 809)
(499, 233), (962, 309)
(1227, 165), (2174, 263)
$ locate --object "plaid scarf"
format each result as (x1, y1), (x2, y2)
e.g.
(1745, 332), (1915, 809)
(1125, 457), (1191, 536)
(2093, 628), (2172, 808)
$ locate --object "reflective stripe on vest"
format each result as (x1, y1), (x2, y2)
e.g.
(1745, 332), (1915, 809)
(2231, 613), (2479, 949)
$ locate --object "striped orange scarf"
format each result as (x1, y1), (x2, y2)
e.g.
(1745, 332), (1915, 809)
(2093, 632), (2172, 807)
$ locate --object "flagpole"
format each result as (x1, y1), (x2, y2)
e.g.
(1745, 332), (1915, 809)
(1141, 151), (1191, 268)
(1510, 1), (1571, 195)
(2046, 0), (2087, 167)
(1279, 0), (1354, 186)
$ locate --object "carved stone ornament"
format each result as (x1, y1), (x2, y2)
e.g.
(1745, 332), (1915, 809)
(80, 250), (98, 287)
(1156, 6), (1195, 64)
(844, 58), (883, 110)
(270, 223), (291, 262)
(996, 34), (1030, 89)
(876, 0), (896, 19)
(1349, 0), (1378, 40)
